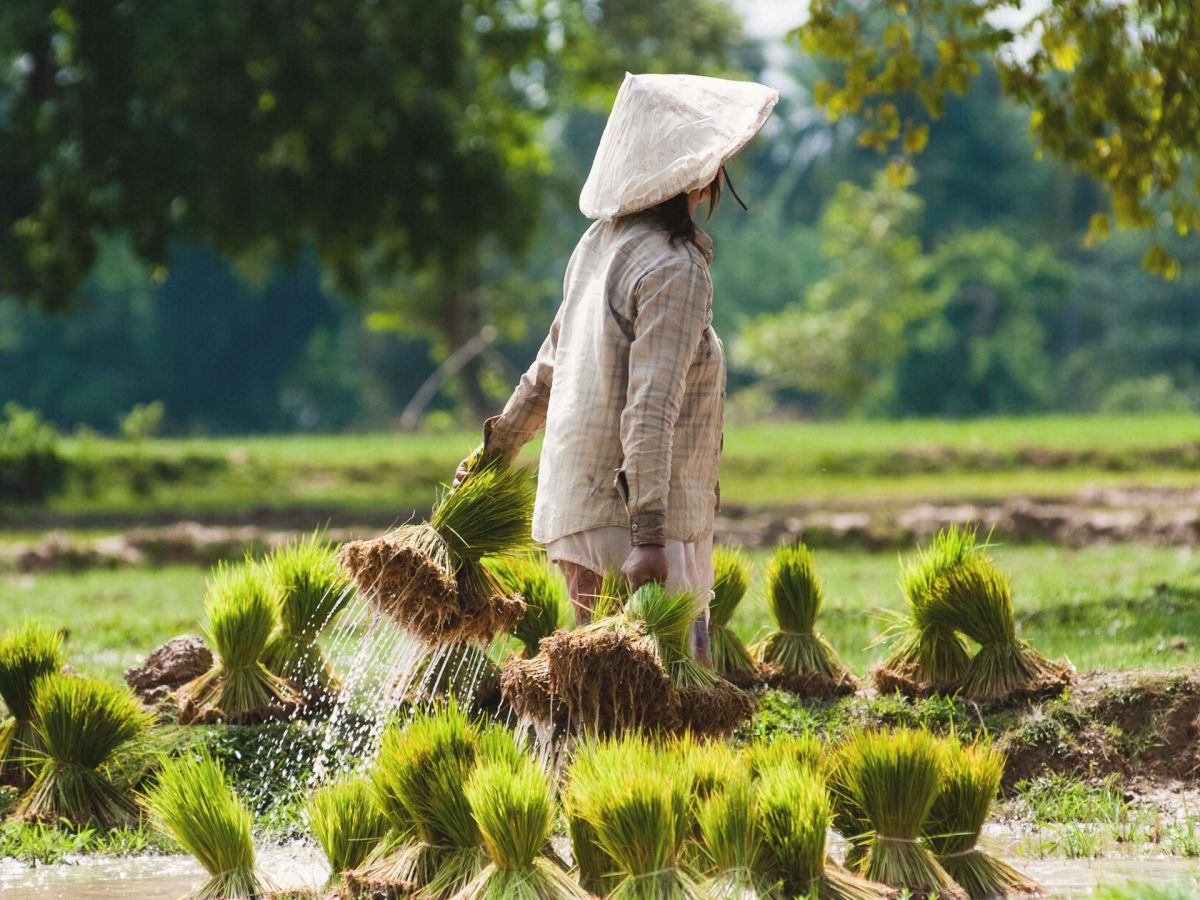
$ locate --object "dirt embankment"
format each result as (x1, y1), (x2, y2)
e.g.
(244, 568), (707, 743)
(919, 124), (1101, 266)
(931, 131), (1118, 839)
(4, 486), (1199, 573)
(997, 667), (1200, 790)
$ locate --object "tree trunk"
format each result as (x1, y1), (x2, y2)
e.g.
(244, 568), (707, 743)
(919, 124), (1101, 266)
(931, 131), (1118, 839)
(443, 283), (494, 421)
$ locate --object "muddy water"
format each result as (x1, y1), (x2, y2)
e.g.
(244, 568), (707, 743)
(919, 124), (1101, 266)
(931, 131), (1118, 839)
(0, 844), (327, 899)
(0, 847), (1195, 898)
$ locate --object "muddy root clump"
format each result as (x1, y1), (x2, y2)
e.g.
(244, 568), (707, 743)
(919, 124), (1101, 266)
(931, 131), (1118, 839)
(763, 662), (859, 699)
(677, 678), (756, 738)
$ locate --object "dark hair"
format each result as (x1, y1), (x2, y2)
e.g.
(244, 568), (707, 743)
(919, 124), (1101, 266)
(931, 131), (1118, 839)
(648, 169), (724, 248)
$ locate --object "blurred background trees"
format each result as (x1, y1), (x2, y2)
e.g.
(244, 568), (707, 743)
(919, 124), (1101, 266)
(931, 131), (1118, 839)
(0, 0), (1196, 434)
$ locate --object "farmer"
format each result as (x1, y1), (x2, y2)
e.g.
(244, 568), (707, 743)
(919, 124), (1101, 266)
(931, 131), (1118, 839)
(457, 73), (778, 661)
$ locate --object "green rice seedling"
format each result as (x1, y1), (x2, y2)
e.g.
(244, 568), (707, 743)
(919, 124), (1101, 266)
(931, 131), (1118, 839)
(262, 533), (353, 700)
(337, 461), (536, 645)
(0, 624), (65, 788)
(924, 738), (1042, 898)
(745, 732), (828, 779)
(305, 774), (390, 887)
(838, 728), (967, 899)
(359, 702), (488, 897)
(17, 674), (151, 828)
(875, 525), (984, 695)
(695, 775), (775, 898)
(142, 747), (267, 899)
(937, 557), (1074, 703)
(460, 756), (588, 899)
(569, 734), (701, 900)
(751, 542), (857, 698)
(178, 561), (301, 723)
(624, 583), (697, 670)
(826, 742), (873, 872)
(708, 547), (757, 683)
(487, 555), (570, 656)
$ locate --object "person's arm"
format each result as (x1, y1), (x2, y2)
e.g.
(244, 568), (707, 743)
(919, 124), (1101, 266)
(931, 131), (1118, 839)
(617, 258), (711, 546)
(485, 309), (561, 461)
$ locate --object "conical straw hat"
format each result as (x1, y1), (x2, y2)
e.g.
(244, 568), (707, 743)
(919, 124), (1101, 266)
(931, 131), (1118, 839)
(580, 72), (779, 220)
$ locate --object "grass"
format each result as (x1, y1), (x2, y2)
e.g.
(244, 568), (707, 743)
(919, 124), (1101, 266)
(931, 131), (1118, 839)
(18, 413), (1200, 519)
(3, 545), (1197, 691)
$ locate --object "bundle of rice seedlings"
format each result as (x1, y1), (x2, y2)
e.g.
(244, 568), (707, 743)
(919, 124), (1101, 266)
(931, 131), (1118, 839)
(744, 732), (828, 780)
(752, 543), (857, 698)
(487, 555), (570, 656)
(534, 584), (686, 735)
(261, 533), (353, 703)
(18, 673), (152, 827)
(353, 702), (489, 897)
(873, 525), (982, 697)
(938, 557), (1074, 703)
(458, 755), (588, 899)
(0, 624), (65, 788)
(924, 738), (1042, 898)
(757, 762), (894, 900)
(142, 747), (268, 899)
(837, 729), (966, 899)
(177, 562), (301, 724)
(707, 547), (757, 685)
(695, 775), (774, 898)
(569, 735), (701, 899)
(650, 592), (756, 739)
(336, 462), (535, 645)
(305, 774), (390, 889)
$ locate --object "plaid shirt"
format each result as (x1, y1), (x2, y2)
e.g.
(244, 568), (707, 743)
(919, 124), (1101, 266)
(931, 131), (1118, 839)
(485, 211), (724, 546)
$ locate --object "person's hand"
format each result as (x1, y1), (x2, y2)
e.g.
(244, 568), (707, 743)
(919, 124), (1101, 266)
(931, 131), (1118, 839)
(452, 456), (472, 487)
(621, 544), (668, 591)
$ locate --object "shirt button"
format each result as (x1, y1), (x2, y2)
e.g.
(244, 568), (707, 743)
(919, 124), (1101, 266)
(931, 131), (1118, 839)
(631, 523), (639, 532)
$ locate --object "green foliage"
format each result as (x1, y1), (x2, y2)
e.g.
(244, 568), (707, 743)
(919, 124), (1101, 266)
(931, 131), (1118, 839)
(796, 0), (1200, 273)
(142, 747), (265, 900)
(19, 674), (151, 828)
(734, 174), (933, 412)
(305, 775), (389, 882)
(0, 403), (65, 501)
(622, 583), (698, 672)
(119, 402), (165, 443)
(695, 775), (769, 892)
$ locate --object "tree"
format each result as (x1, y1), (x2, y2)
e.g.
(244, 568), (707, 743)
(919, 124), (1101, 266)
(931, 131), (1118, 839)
(795, 0), (1200, 275)
(733, 172), (933, 413)
(0, 0), (744, 418)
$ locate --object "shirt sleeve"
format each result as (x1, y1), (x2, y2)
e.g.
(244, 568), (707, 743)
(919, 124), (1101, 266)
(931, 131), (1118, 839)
(483, 308), (562, 463)
(618, 258), (711, 545)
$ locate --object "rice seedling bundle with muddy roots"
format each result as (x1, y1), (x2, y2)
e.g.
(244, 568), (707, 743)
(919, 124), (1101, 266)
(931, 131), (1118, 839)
(0, 623), (65, 788)
(457, 754), (587, 899)
(695, 774), (776, 898)
(262, 533), (354, 705)
(835, 728), (968, 900)
(337, 461), (535, 646)
(177, 561), (301, 724)
(753, 543), (857, 698)
(17, 673), (152, 828)
(142, 747), (269, 900)
(872, 525), (982, 698)
(568, 734), (702, 900)
(936, 556), (1074, 703)
(305, 774), (390, 889)
(349, 702), (520, 897)
(708, 547), (757, 685)
(645, 586), (756, 739)
(756, 762), (896, 900)
(924, 737), (1042, 899)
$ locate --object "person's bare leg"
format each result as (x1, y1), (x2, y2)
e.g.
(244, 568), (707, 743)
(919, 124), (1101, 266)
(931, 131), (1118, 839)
(556, 561), (603, 627)
(691, 611), (713, 668)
